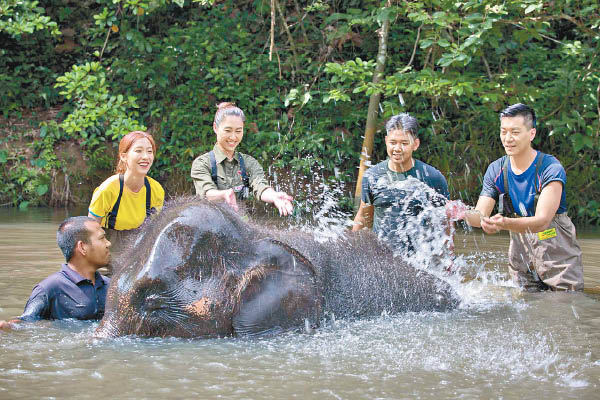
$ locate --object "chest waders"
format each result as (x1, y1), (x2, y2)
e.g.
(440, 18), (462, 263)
(102, 174), (156, 276)
(209, 150), (250, 200)
(500, 152), (584, 291)
(106, 174), (155, 230)
(498, 152), (544, 217)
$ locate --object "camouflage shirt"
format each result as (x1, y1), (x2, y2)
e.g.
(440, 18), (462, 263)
(190, 145), (271, 200)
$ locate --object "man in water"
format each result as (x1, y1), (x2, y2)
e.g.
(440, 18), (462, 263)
(455, 103), (583, 291)
(0, 216), (111, 329)
(352, 113), (450, 255)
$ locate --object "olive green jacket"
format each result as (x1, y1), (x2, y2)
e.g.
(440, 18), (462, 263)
(190, 145), (271, 200)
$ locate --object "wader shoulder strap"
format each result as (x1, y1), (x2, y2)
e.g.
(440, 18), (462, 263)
(499, 156), (512, 216)
(502, 155), (510, 196)
(107, 175), (154, 229)
(144, 177), (153, 217)
(533, 151), (545, 208)
(533, 151), (544, 194)
(209, 151), (218, 185)
(500, 152), (545, 216)
(107, 174), (125, 230)
(503, 152), (545, 194)
(237, 153), (250, 188)
(209, 151), (250, 189)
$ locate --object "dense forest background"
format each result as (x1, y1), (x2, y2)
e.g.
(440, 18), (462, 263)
(1, 0), (598, 225)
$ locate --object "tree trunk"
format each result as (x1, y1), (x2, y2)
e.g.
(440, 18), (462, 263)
(354, 2), (392, 205)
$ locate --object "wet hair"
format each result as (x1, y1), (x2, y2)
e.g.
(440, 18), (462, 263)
(385, 113), (419, 138)
(116, 131), (157, 174)
(214, 102), (245, 128)
(57, 216), (96, 262)
(500, 103), (536, 129)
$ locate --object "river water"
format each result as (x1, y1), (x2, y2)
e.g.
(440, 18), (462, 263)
(1, 207), (599, 399)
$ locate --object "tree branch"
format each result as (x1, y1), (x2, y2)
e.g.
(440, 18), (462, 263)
(269, 0), (275, 61)
(482, 54), (493, 80)
(99, 28), (111, 60)
(406, 23), (422, 69)
(423, 47), (433, 70)
(274, 0), (299, 80)
(355, 0), (393, 201)
(597, 80), (600, 138)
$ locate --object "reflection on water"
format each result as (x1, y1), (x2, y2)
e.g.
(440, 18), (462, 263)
(1, 207), (600, 399)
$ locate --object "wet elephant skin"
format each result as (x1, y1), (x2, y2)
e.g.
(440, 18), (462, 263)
(96, 199), (459, 339)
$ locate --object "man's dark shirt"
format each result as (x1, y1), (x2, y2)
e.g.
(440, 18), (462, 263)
(20, 264), (110, 321)
(361, 159), (449, 232)
(360, 159), (449, 254)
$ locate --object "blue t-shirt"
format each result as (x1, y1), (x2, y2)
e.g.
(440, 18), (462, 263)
(361, 159), (449, 234)
(480, 151), (567, 216)
(20, 264), (110, 321)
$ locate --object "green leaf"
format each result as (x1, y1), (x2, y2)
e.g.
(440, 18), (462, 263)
(463, 35), (479, 48)
(420, 39), (433, 49)
(33, 159), (47, 168)
(524, 4), (538, 14)
(19, 201), (30, 211)
(0, 150), (7, 163)
(284, 88), (298, 107)
(35, 184), (49, 196)
(302, 92), (311, 105)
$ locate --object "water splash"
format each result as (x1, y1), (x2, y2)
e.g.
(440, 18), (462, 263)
(286, 174), (520, 312)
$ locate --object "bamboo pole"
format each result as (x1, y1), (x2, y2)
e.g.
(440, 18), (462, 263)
(354, 1), (392, 205)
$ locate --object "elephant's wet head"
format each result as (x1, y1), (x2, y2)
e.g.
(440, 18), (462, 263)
(96, 200), (322, 338)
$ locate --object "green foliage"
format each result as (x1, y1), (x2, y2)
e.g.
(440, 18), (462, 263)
(0, 0), (598, 226)
(54, 62), (145, 143)
(324, 0), (600, 222)
(91, 2), (365, 196)
(0, 0), (60, 37)
(0, 0), (95, 115)
(0, 132), (52, 209)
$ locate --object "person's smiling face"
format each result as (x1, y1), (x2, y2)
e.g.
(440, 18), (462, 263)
(215, 115), (244, 158)
(121, 137), (154, 175)
(385, 129), (419, 172)
(500, 115), (536, 157)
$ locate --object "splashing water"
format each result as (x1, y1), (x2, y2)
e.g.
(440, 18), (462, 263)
(287, 173), (520, 311)
(292, 169), (352, 243)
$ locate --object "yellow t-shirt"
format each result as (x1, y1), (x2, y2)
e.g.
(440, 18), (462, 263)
(88, 175), (165, 231)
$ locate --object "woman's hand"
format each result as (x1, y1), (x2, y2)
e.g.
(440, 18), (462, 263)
(206, 188), (239, 211)
(272, 192), (294, 216)
(223, 188), (239, 212)
(260, 187), (294, 216)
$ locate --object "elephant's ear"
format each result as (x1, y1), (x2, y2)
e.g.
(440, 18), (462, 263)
(232, 239), (322, 337)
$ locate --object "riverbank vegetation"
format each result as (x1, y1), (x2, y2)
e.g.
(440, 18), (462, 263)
(1, 0), (598, 225)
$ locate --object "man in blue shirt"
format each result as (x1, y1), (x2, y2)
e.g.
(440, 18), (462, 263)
(352, 113), (450, 255)
(0, 216), (111, 329)
(458, 103), (583, 291)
